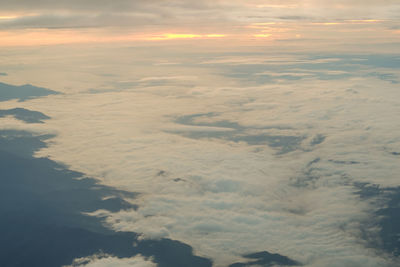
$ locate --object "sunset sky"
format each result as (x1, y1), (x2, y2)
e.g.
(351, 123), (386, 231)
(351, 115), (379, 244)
(1, 1), (400, 267)
(0, 0), (399, 47)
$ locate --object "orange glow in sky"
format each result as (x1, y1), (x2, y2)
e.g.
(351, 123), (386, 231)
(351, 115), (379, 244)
(346, 19), (383, 23)
(313, 20), (383, 26)
(146, 33), (226, 40)
(255, 4), (298, 9)
(0, 15), (18, 19)
(0, 30), (228, 46)
(247, 22), (277, 29)
(0, 1), (397, 48)
(0, 13), (39, 20)
(253, 34), (272, 38)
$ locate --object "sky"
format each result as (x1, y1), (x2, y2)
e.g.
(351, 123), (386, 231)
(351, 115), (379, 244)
(0, 0), (399, 48)
(1, 1), (400, 267)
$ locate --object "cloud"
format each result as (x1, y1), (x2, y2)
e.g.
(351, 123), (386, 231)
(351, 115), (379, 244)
(65, 254), (156, 267)
(0, 13), (162, 29)
(0, 127), (215, 267)
(0, 0), (399, 31)
(5, 46), (400, 266)
(0, 2), (399, 48)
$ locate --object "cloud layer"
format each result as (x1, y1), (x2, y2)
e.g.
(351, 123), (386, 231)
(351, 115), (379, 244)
(2, 46), (397, 266)
(0, 0), (399, 47)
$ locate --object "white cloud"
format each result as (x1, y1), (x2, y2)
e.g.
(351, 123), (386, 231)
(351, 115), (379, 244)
(6, 47), (400, 267)
(64, 254), (156, 267)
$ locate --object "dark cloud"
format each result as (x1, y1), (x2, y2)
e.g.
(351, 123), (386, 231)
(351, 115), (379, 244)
(0, 0), (151, 12)
(0, 14), (94, 29)
(0, 72), (7, 76)
(0, 0), (222, 12)
(0, 0), (230, 29)
(0, 13), (161, 29)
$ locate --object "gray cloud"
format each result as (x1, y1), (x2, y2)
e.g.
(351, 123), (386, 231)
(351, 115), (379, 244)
(0, 0), (399, 30)
(0, 13), (161, 29)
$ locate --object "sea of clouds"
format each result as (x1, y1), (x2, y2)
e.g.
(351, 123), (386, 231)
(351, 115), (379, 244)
(1, 47), (400, 266)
